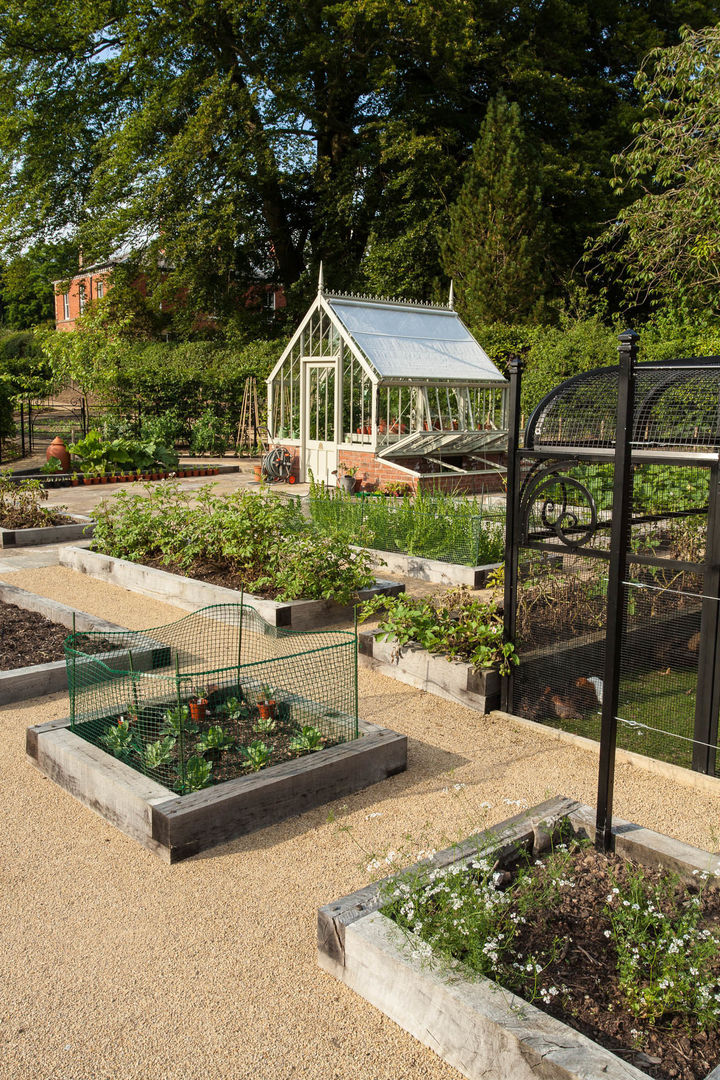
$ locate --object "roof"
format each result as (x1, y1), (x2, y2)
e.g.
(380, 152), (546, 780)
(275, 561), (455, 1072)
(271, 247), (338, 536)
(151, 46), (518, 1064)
(325, 295), (505, 384)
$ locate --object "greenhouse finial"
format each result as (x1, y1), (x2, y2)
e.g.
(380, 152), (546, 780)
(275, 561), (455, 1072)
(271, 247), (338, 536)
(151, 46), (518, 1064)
(448, 280), (455, 310)
(318, 261), (324, 293)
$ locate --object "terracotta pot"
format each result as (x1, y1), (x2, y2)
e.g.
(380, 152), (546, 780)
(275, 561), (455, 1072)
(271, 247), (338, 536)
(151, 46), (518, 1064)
(46, 436), (71, 472)
(257, 700), (276, 720)
(72, 478), (79, 486)
(83, 477), (92, 486)
(100, 476), (108, 484)
(253, 466), (262, 481)
(189, 699), (207, 722)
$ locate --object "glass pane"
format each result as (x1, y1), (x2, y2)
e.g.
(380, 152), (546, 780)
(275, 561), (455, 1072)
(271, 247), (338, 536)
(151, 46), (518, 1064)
(308, 366), (335, 442)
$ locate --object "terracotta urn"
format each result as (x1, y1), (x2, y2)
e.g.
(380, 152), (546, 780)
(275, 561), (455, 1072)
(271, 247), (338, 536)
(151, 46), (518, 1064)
(46, 436), (71, 472)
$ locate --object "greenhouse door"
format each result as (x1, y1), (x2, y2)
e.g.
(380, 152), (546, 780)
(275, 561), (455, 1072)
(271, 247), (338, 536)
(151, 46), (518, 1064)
(303, 361), (338, 485)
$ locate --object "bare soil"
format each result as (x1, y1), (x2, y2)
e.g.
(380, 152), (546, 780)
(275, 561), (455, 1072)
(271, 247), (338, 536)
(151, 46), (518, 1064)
(0, 601), (72, 669)
(0, 600), (117, 670)
(508, 845), (720, 1079)
(0, 508), (72, 529)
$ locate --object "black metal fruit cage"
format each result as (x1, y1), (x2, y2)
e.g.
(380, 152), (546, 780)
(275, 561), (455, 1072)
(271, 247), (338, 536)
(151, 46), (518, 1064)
(503, 331), (720, 846)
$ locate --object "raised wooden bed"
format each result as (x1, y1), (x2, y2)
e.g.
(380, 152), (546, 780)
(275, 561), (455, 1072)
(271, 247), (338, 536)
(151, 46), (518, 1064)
(0, 513), (94, 548)
(358, 629), (499, 713)
(318, 796), (720, 1080)
(27, 715), (407, 862)
(0, 580), (162, 704)
(354, 546), (502, 588)
(58, 546), (404, 630)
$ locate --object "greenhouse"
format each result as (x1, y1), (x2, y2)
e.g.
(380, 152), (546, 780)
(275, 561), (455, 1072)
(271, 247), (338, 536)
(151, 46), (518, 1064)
(267, 273), (508, 492)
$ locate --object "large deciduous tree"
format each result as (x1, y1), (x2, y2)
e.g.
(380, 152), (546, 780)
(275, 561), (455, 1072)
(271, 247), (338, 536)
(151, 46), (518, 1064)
(594, 24), (720, 313)
(1, 1), (719, 317)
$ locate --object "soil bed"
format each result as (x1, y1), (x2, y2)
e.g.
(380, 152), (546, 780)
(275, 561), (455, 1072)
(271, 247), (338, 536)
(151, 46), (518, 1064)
(0, 600), (115, 670)
(390, 843), (720, 1080)
(139, 553), (279, 597)
(73, 686), (349, 795)
(0, 509), (73, 529)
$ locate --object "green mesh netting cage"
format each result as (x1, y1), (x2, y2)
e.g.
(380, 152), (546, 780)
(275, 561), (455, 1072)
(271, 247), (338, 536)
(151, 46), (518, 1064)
(64, 603), (358, 795)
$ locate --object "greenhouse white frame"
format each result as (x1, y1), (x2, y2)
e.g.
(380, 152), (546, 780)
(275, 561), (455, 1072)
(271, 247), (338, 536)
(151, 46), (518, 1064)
(267, 274), (508, 488)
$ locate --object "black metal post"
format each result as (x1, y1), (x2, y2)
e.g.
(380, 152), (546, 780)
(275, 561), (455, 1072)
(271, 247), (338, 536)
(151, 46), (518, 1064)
(596, 330), (638, 851)
(27, 401), (32, 453)
(693, 461), (720, 773)
(20, 403), (25, 457)
(502, 356), (524, 713)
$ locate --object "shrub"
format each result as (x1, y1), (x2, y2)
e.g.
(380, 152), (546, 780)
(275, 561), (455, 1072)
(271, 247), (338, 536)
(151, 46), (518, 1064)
(91, 483), (374, 602)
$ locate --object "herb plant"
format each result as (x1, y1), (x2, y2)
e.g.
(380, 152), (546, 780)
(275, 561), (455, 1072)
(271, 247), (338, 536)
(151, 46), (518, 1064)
(240, 740), (273, 771)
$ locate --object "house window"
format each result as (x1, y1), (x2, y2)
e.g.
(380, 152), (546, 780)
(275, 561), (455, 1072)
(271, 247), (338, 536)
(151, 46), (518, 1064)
(78, 283), (86, 314)
(96, 280), (104, 300)
(62, 293), (70, 320)
(264, 289), (276, 311)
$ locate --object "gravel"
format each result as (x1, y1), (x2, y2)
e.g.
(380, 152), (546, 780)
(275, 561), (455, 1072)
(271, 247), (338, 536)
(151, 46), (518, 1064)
(2, 566), (720, 1079)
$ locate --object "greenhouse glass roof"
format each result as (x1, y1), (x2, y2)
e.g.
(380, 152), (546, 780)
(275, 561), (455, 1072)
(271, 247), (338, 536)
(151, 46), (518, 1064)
(327, 297), (505, 384)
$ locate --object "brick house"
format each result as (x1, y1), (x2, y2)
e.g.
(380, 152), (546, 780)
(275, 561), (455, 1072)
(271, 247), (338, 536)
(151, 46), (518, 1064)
(267, 276), (508, 493)
(53, 256), (286, 331)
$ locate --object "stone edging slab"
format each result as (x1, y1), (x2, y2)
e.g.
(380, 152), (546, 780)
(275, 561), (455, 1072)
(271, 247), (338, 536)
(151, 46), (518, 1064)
(58, 545), (404, 629)
(26, 716), (408, 862)
(0, 580), (141, 705)
(358, 630), (499, 713)
(0, 514), (94, 548)
(353, 546), (501, 588)
(318, 796), (720, 1080)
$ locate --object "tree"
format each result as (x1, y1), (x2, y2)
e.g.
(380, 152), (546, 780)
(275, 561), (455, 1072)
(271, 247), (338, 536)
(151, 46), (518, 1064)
(594, 24), (720, 313)
(0, 241), (77, 328)
(441, 95), (551, 324)
(1, 1), (719, 312)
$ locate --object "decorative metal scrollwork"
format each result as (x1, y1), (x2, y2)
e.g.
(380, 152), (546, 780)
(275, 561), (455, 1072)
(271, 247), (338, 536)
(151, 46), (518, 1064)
(519, 459), (599, 549)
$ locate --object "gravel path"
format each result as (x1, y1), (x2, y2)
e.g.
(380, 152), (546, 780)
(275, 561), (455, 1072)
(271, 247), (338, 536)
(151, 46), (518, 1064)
(2, 568), (720, 1079)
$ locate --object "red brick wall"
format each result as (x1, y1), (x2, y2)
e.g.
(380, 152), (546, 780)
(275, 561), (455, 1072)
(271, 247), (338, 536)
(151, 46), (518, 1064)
(55, 271), (112, 331)
(273, 445), (506, 493)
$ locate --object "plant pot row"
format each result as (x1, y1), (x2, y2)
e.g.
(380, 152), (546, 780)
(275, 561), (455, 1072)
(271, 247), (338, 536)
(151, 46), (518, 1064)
(73, 467), (221, 486)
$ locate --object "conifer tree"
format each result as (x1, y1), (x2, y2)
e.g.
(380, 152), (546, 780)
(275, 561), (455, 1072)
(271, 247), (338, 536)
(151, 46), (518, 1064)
(442, 95), (551, 324)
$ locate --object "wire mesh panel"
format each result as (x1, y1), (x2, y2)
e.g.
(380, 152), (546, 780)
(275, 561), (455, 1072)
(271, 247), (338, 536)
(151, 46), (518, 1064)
(615, 571), (704, 769)
(528, 360), (720, 454)
(65, 604), (358, 795)
(508, 351), (720, 779)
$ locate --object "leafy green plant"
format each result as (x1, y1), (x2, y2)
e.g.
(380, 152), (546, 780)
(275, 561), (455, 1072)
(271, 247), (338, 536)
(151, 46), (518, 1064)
(140, 735), (176, 770)
(190, 407), (230, 455)
(40, 456), (63, 474)
(360, 588), (517, 675)
(240, 740), (273, 772)
(222, 696), (250, 721)
(195, 725), (235, 754)
(100, 717), (135, 759)
(160, 704), (197, 737)
(253, 714), (276, 735)
(91, 484), (374, 602)
(183, 754), (213, 791)
(0, 471), (65, 528)
(288, 725), (324, 754)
